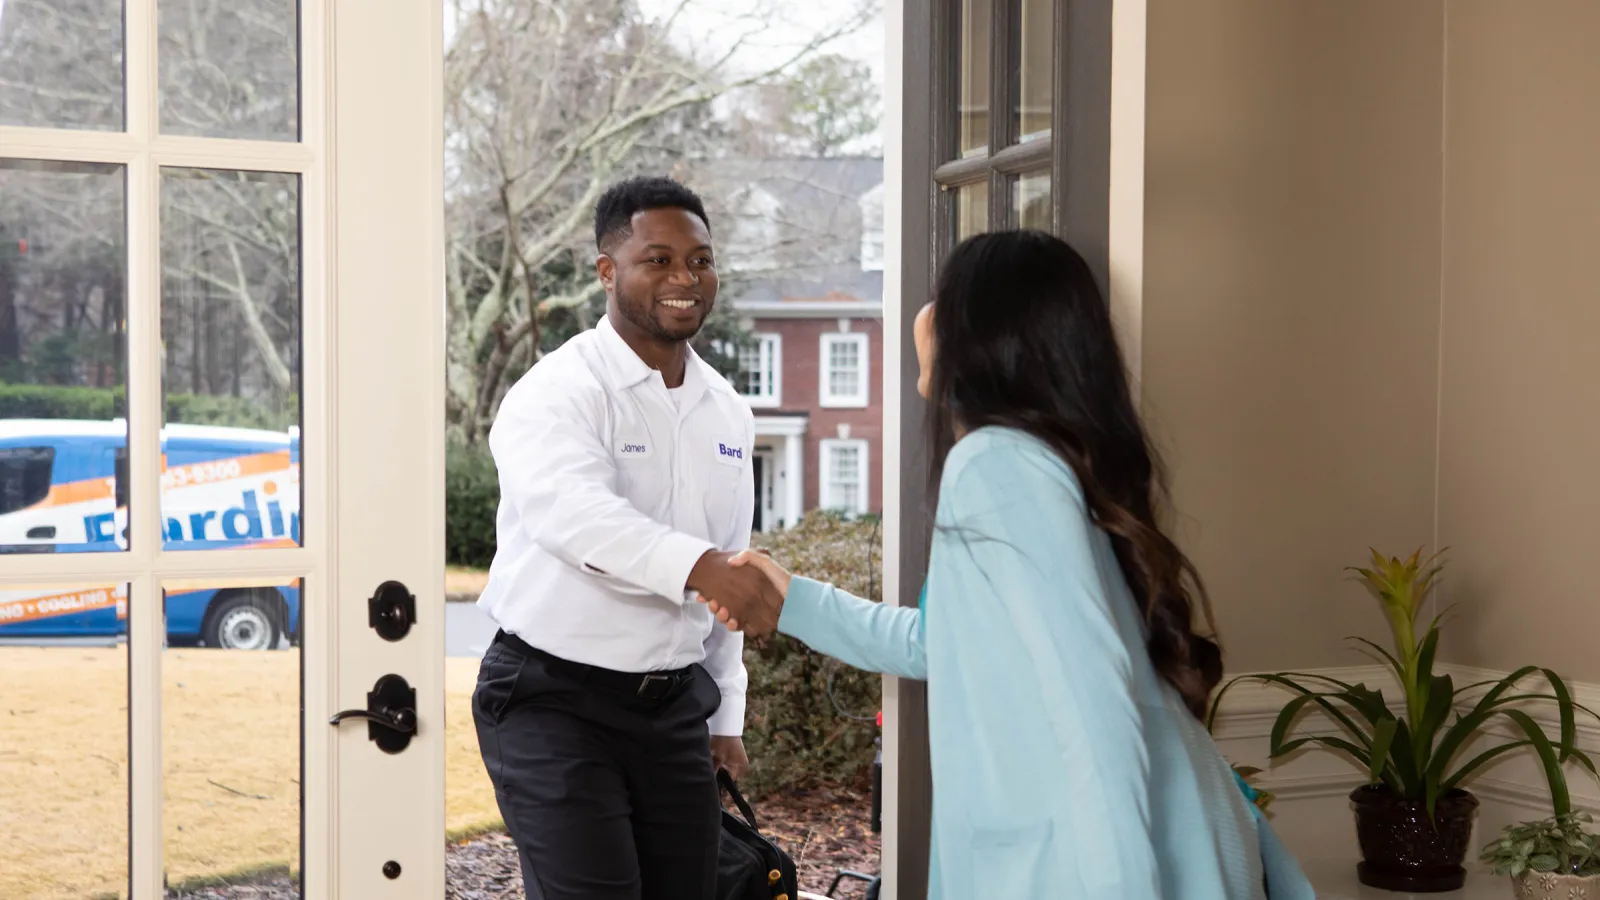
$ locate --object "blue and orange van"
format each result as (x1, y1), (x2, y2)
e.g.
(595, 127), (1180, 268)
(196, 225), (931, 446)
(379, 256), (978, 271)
(0, 419), (302, 649)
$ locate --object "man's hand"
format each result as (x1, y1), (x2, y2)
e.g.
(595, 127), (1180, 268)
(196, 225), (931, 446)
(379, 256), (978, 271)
(710, 735), (748, 781)
(687, 550), (783, 637)
(702, 551), (792, 635)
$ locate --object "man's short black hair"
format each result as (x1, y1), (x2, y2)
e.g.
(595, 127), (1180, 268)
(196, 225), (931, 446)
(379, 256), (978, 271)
(593, 176), (712, 252)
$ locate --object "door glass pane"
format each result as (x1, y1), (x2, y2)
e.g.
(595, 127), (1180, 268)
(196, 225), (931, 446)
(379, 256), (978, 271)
(159, 0), (300, 141)
(163, 577), (302, 897)
(1012, 0), (1052, 142)
(954, 180), (989, 242)
(0, 581), (131, 900)
(159, 168), (301, 551)
(1013, 170), (1051, 231)
(0, 0), (124, 131)
(0, 159), (129, 554)
(958, 0), (992, 158)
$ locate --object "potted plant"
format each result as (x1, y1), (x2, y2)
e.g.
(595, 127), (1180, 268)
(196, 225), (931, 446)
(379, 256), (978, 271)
(1480, 724), (1600, 899)
(1211, 548), (1597, 893)
(1482, 814), (1599, 899)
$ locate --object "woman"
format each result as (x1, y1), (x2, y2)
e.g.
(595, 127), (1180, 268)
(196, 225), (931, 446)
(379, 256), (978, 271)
(706, 232), (1313, 898)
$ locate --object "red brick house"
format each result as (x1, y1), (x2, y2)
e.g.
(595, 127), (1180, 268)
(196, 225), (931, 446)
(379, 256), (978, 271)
(736, 299), (883, 532)
(685, 158), (885, 531)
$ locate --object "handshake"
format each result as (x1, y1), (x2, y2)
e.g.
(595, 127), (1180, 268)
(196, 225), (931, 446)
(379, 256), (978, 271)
(686, 549), (791, 638)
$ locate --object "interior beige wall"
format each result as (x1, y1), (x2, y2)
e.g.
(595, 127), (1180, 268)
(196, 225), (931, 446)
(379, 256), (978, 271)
(1141, 1), (1447, 672)
(1436, 1), (1600, 681)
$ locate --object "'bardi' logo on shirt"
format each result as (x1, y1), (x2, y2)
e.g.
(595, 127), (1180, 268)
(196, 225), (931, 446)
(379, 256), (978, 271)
(718, 443), (743, 460)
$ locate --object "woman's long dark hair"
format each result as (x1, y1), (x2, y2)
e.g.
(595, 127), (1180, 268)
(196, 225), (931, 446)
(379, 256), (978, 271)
(927, 230), (1222, 720)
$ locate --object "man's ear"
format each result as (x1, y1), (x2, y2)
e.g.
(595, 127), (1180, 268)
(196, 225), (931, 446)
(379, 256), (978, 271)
(595, 254), (615, 290)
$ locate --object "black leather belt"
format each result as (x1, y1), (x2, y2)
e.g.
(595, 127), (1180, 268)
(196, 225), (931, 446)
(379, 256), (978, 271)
(493, 630), (693, 701)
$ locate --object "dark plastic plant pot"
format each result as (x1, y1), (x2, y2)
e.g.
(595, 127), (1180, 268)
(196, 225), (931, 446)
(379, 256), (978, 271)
(1351, 784), (1479, 892)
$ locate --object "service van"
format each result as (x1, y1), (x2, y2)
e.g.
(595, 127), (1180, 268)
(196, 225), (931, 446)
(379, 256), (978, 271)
(0, 419), (302, 649)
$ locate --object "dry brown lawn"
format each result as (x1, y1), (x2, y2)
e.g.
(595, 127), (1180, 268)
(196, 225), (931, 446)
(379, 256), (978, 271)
(445, 566), (490, 597)
(0, 647), (496, 900)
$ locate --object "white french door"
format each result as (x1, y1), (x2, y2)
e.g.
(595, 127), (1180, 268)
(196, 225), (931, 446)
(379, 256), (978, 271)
(0, 0), (445, 897)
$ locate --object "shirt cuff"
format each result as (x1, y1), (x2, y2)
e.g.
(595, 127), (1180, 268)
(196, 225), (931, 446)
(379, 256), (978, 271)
(647, 531), (718, 604)
(707, 687), (746, 736)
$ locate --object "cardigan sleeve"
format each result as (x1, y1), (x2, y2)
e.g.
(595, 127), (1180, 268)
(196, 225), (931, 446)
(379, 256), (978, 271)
(778, 576), (927, 681)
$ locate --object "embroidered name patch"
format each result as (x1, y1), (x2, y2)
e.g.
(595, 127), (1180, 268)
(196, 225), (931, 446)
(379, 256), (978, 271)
(616, 439), (652, 458)
(712, 436), (745, 467)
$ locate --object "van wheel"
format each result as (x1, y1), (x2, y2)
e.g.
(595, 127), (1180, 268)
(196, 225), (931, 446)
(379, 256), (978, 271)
(203, 591), (283, 651)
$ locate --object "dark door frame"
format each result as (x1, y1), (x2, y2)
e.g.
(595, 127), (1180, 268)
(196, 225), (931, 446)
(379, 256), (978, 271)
(882, 2), (1116, 897)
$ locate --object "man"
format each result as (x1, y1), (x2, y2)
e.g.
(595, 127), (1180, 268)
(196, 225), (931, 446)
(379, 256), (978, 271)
(474, 176), (782, 900)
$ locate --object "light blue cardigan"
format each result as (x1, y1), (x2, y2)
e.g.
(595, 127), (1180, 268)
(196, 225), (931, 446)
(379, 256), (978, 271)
(777, 427), (1314, 899)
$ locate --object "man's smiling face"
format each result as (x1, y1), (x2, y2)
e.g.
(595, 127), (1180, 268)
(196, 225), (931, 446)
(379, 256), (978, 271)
(599, 207), (719, 345)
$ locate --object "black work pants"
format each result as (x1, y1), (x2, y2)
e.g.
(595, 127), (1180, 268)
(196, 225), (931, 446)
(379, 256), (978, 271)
(473, 632), (722, 900)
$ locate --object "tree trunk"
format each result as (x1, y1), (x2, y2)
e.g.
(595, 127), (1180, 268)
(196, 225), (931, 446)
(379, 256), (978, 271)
(189, 275), (203, 395)
(474, 316), (536, 441)
(0, 235), (21, 377)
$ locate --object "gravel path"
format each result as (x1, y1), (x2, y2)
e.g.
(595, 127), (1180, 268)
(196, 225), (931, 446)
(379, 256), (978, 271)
(166, 784), (880, 900)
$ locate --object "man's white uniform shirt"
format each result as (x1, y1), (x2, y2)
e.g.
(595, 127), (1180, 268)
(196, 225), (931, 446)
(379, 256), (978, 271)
(478, 316), (754, 735)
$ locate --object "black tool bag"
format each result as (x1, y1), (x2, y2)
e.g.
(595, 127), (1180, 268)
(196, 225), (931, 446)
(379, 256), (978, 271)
(716, 770), (799, 900)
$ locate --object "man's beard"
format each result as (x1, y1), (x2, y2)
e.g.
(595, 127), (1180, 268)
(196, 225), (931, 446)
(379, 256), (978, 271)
(616, 283), (705, 343)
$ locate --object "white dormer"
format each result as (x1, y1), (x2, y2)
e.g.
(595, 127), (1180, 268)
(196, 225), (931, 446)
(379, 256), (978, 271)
(722, 185), (782, 272)
(858, 181), (885, 272)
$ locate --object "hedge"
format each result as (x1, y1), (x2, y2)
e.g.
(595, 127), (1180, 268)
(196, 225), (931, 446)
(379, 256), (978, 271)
(742, 513), (884, 798)
(446, 439), (500, 570)
(0, 382), (296, 430)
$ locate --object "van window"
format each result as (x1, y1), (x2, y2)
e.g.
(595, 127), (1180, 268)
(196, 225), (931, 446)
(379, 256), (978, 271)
(114, 447), (129, 509)
(0, 447), (55, 515)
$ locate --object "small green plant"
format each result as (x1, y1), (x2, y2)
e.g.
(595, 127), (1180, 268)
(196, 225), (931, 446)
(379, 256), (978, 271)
(1480, 812), (1600, 878)
(1210, 548), (1599, 820)
(1480, 696), (1600, 880)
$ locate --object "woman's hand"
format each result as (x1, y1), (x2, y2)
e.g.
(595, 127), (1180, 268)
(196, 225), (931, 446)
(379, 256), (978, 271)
(732, 549), (791, 595)
(701, 549), (791, 632)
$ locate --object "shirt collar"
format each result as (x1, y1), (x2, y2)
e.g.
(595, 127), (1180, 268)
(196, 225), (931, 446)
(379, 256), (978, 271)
(594, 315), (711, 412)
(594, 316), (653, 390)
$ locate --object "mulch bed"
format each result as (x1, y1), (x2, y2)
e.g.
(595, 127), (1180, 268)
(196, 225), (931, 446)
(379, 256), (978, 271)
(167, 784), (880, 900)
(754, 783), (881, 898)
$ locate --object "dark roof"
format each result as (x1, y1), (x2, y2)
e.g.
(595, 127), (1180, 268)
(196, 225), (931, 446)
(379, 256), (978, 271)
(674, 157), (884, 307)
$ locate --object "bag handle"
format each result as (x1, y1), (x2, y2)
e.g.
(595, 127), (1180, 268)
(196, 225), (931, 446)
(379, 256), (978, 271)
(717, 768), (761, 832)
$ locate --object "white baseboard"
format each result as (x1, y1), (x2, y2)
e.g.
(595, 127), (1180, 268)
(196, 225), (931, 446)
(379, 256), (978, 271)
(1209, 664), (1600, 862)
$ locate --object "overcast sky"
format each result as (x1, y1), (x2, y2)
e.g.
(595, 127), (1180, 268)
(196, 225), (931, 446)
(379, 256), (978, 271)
(634, 0), (885, 153)
(441, 0), (885, 152)
(635, 0), (884, 82)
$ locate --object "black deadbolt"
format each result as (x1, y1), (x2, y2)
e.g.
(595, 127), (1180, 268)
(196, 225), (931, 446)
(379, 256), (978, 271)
(368, 581), (416, 642)
(329, 673), (418, 754)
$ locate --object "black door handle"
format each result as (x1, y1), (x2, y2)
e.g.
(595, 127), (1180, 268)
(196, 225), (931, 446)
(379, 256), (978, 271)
(329, 706), (417, 734)
(330, 673), (417, 754)
(26, 526), (55, 539)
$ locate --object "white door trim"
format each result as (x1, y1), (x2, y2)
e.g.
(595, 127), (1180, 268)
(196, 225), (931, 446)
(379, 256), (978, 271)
(327, 0), (446, 896)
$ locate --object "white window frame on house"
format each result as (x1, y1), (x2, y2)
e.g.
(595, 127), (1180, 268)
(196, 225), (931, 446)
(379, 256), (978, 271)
(819, 438), (870, 516)
(737, 333), (782, 408)
(819, 331), (870, 408)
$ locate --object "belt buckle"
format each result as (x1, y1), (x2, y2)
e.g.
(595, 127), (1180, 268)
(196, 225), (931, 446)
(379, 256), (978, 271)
(637, 673), (675, 700)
